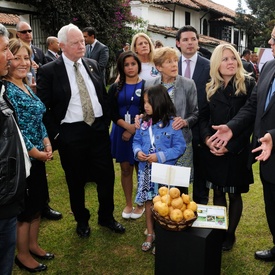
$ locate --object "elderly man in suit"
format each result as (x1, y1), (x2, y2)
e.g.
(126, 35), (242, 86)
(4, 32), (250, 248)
(209, 26), (275, 272)
(36, 23), (125, 238)
(16, 21), (62, 221)
(176, 25), (210, 205)
(45, 36), (60, 63)
(82, 27), (109, 85)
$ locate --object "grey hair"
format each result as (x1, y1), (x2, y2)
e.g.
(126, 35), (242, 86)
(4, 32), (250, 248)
(0, 24), (9, 38)
(58, 23), (80, 44)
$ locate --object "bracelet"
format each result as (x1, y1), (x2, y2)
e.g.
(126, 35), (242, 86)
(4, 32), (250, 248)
(44, 143), (52, 147)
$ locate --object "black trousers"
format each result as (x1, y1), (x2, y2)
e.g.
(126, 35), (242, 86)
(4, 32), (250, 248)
(192, 142), (209, 204)
(261, 172), (275, 247)
(58, 121), (115, 224)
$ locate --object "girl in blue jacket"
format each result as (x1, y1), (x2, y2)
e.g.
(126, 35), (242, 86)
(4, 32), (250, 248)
(133, 84), (186, 252)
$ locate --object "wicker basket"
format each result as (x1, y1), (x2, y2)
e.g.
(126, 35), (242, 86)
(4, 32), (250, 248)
(151, 206), (198, 231)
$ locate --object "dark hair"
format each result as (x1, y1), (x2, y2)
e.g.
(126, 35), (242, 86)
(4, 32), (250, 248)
(143, 84), (176, 127)
(175, 25), (199, 51)
(241, 49), (251, 57)
(82, 27), (96, 38)
(117, 51), (141, 91)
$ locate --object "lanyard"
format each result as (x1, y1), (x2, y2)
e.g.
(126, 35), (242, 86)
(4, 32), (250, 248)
(148, 124), (155, 149)
(124, 83), (137, 112)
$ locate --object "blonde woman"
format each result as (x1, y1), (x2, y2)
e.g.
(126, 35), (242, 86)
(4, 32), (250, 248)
(131, 33), (159, 81)
(199, 44), (256, 251)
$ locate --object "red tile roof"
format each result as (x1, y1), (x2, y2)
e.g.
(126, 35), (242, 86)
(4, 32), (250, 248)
(141, 0), (236, 18)
(147, 24), (233, 46)
(0, 13), (20, 25)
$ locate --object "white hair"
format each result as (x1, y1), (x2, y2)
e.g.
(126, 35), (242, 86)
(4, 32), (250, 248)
(0, 23), (9, 38)
(58, 23), (80, 44)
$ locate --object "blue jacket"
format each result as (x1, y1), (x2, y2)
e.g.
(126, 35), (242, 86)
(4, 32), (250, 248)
(133, 119), (186, 169)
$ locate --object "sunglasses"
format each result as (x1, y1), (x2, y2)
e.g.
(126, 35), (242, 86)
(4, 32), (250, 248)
(18, 30), (32, 34)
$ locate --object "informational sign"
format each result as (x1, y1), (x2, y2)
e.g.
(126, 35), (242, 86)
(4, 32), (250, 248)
(192, 204), (228, 230)
(255, 47), (273, 72)
(151, 163), (191, 188)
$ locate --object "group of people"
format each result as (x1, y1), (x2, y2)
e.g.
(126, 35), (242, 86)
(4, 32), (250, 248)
(110, 24), (275, 275)
(1, 18), (275, 275)
(0, 21), (122, 274)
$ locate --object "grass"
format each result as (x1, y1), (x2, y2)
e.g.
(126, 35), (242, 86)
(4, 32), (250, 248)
(12, 152), (274, 275)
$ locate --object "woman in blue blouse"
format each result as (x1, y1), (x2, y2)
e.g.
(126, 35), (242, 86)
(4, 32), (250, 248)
(5, 39), (53, 273)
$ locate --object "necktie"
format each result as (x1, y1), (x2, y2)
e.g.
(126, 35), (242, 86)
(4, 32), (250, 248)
(55, 53), (59, 58)
(74, 62), (95, 125)
(89, 45), (93, 57)
(184, 59), (191, 78)
(264, 78), (275, 110)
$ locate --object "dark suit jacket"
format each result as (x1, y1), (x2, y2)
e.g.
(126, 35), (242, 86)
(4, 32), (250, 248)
(45, 50), (58, 63)
(178, 54), (210, 144)
(228, 59), (275, 183)
(32, 45), (47, 66)
(36, 56), (110, 149)
(84, 41), (109, 83)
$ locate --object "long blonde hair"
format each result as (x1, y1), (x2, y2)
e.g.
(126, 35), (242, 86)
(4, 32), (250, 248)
(206, 44), (250, 101)
(131, 32), (155, 63)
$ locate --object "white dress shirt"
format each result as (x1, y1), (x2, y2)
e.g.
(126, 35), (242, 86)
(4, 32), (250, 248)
(61, 54), (103, 124)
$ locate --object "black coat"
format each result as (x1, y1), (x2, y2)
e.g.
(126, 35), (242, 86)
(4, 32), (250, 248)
(199, 77), (256, 190)
(0, 82), (26, 218)
(228, 59), (275, 184)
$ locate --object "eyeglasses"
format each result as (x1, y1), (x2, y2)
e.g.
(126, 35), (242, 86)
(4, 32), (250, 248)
(18, 30), (32, 34)
(271, 36), (275, 44)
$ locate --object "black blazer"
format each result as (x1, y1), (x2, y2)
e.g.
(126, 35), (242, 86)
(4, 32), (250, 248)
(85, 41), (109, 83)
(32, 45), (47, 66)
(45, 50), (57, 63)
(228, 59), (275, 183)
(36, 56), (110, 149)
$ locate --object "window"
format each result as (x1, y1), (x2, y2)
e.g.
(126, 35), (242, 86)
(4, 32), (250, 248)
(203, 19), (208, 35)
(185, 12), (190, 25)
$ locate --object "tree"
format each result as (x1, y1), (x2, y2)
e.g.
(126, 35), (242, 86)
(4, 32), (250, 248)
(15, 0), (147, 82)
(245, 0), (275, 48)
(235, 0), (260, 50)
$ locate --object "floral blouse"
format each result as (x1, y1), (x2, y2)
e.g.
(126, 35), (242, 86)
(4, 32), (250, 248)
(6, 81), (48, 152)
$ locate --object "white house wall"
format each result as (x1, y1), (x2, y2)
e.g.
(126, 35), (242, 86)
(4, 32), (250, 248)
(147, 6), (172, 27)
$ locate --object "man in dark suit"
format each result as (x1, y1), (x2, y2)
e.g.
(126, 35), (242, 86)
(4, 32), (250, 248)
(176, 25), (210, 204)
(36, 23), (125, 238)
(16, 21), (62, 221)
(251, 51), (259, 81)
(82, 27), (109, 85)
(45, 36), (60, 63)
(116, 42), (130, 61)
(209, 27), (275, 270)
(241, 49), (256, 79)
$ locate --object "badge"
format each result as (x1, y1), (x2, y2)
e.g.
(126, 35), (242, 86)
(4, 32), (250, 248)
(135, 88), (141, 97)
(125, 112), (131, 123)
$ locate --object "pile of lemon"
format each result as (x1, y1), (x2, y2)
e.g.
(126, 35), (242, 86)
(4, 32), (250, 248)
(153, 186), (197, 222)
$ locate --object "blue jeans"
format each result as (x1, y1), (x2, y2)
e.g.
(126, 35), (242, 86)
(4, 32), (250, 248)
(0, 217), (17, 275)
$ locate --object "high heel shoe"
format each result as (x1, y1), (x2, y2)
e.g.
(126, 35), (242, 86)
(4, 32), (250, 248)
(15, 256), (47, 273)
(30, 251), (55, 260)
(142, 233), (155, 252)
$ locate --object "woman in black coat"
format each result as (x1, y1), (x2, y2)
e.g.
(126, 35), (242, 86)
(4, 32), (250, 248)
(199, 44), (256, 251)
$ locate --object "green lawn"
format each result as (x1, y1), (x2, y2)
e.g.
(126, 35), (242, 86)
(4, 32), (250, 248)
(12, 152), (274, 275)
